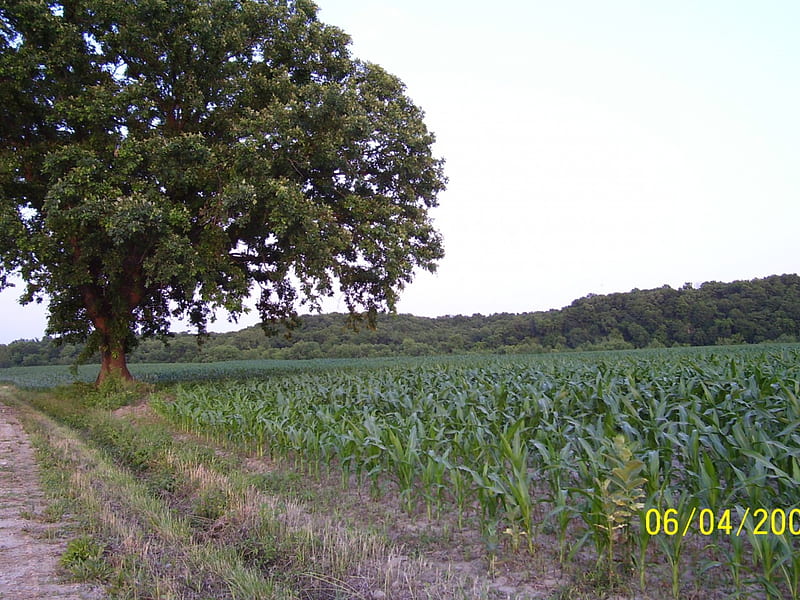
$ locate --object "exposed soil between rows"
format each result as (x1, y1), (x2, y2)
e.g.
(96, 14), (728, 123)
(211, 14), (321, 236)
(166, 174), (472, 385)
(0, 387), (102, 600)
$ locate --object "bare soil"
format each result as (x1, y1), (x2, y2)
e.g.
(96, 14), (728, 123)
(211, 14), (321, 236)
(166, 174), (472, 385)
(0, 387), (102, 600)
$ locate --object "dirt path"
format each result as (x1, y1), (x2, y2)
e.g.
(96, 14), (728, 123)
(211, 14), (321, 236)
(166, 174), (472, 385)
(0, 388), (102, 600)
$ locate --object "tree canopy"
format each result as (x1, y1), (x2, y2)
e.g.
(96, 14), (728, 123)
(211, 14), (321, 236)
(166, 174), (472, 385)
(0, 0), (446, 382)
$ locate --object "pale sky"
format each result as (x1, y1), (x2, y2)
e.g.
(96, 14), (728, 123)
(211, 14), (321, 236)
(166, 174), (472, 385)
(2, 0), (799, 343)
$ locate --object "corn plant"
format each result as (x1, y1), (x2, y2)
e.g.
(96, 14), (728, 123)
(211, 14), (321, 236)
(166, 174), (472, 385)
(465, 463), (507, 558)
(384, 425), (420, 514)
(778, 532), (800, 600)
(706, 530), (748, 600)
(420, 449), (449, 519)
(653, 491), (697, 600)
(572, 435), (646, 582)
(498, 419), (536, 553)
(745, 526), (785, 599)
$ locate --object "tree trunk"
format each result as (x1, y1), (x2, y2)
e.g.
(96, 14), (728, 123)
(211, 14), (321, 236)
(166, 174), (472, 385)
(77, 254), (143, 387)
(96, 344), (134, 386)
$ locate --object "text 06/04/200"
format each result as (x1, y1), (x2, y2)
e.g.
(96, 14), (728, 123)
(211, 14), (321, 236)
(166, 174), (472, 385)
(644, 507), (800, 537)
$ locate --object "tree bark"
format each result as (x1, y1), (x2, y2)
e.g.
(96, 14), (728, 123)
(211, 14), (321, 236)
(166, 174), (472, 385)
(78, 269), (140, 386)
(96, 345), (134, 386)
(91, 309), (135, 386)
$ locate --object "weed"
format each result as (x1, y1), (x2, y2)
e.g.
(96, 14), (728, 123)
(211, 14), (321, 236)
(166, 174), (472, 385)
(60, 535), (111, 582)
(190, 486), (230, 528)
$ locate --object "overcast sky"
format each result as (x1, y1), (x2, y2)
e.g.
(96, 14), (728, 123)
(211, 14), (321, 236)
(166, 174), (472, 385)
(2, 0), (799, 343)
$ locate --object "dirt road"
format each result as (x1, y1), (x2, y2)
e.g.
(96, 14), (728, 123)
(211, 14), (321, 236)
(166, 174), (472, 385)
(0, 389), (102, 600)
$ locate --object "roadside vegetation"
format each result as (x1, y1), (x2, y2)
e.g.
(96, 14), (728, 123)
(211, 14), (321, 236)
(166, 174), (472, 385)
(3, 344), (799, 598)
(9, 383), (484, 599)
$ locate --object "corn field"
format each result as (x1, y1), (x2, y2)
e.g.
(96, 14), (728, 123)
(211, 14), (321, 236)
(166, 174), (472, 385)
(154, 346), (800, 598)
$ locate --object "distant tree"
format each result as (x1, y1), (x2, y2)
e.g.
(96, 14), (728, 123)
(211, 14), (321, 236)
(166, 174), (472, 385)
(0, 0), (445, 383)
(204, 344), (241, 362)
(288, 340), (324, 359)
(0, 344), (11, 368)
(622, 322), (650, 348)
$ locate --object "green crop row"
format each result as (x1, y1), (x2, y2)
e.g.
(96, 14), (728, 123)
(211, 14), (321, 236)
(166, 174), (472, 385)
(148, 346), (799, 597)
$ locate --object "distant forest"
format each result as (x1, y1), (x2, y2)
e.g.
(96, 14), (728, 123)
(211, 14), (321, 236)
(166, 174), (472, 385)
(2, 274), (799, 367)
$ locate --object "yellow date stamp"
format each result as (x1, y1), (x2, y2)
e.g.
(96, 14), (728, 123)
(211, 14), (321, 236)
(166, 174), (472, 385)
(644, 508), (800, 536)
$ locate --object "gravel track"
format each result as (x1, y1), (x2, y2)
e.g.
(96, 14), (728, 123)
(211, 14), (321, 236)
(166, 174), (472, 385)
(0, 388), (103, 600)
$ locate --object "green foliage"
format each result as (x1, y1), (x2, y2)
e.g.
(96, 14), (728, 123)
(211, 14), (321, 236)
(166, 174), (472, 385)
(60, 536), (110, 582)
(190, 486), (230, 528)
(0, 0), (445, 381)
(576, 435), (646, 581)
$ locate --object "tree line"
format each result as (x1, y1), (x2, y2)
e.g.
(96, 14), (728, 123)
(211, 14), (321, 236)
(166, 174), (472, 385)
(2, 274), (799, 367)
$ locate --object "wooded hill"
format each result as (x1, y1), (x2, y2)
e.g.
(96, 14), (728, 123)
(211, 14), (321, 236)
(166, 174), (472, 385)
(2, 274), (799, 367)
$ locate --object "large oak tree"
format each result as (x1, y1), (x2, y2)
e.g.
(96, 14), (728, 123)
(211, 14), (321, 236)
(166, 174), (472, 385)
(0, 0), (445, 383)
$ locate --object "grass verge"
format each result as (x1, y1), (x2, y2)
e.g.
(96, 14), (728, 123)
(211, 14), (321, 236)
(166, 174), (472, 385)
(9, 385), (489, 599)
